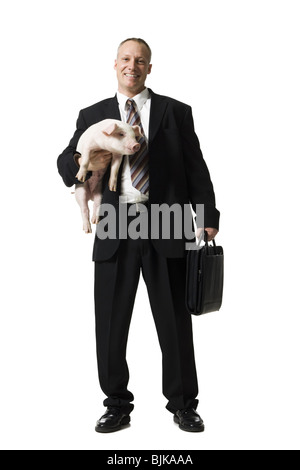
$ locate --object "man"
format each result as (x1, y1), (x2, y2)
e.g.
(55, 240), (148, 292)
(57, 38), (220, 433)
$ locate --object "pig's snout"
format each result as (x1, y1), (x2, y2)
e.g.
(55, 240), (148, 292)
(128, 142), (141, 153)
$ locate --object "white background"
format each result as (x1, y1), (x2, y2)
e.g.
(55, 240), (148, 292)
(0, 0), (299, 451)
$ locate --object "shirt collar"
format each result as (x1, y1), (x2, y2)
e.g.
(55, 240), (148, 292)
(117, 88), (150, 113)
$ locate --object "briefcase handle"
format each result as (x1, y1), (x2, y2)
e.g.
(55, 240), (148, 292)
(197, 230), (217, 253)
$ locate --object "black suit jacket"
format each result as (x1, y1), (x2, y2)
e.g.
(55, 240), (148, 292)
(57, 89), (220, 261)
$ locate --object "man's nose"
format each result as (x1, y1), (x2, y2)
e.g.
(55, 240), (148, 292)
(128, 59), (136, 70)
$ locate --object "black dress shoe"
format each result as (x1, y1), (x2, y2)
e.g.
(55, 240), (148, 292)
(174, 408), (205, 433)
(95, 407), (131, 433)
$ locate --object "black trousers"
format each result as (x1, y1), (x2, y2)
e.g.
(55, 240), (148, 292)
(94, 228), (199, 414)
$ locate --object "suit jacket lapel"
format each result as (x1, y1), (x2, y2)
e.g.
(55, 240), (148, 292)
(107, 95), (122, 120)
(148, 89), (168, 145)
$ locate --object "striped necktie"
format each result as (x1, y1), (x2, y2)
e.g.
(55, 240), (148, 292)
(126, 99), (149, 195)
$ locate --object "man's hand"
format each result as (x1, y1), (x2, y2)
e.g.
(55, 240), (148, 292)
(77, 150), (113, 172)
(196, 227), (219, 242)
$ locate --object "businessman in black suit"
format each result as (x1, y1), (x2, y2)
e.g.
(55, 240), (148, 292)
(58, 38), (220, 433)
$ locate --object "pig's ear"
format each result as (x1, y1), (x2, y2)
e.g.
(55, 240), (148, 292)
(102, 123), (118, 136)
(133, 125), (143, 139)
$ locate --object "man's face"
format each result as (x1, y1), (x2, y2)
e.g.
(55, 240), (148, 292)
(114, 41), (152, 97)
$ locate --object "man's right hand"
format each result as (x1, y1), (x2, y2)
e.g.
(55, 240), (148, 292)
(77, 150), (113, 172)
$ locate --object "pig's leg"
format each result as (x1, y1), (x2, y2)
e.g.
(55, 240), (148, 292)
(75, 183), (92, 233)
(91, 180), (103, 225)
(76, 147), (90, 183)
(109, 154), (123, 192)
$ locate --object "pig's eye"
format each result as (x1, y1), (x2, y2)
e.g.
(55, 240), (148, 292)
(119, 133), (125, 137)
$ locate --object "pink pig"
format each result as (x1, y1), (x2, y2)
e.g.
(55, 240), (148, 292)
(75, 119), (142, 233)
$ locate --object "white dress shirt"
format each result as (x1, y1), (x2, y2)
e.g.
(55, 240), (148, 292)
(117, 88), (151, 204)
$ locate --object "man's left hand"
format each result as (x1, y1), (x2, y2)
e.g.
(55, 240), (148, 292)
(196, 227), (219, 242)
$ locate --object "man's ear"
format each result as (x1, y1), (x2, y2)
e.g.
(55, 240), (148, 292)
(102, 123), (118, 136)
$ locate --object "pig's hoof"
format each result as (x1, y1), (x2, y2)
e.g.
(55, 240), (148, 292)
(76, 170), (87, 183)
(109, 177), (118, 192)
(83, 223), (92, 233)
(91, 215), (100, 225)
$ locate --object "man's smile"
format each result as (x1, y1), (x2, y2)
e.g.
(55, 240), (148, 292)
(124, 73), (139, 78)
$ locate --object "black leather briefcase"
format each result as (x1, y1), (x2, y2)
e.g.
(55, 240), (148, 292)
(186, 234), (224, 315)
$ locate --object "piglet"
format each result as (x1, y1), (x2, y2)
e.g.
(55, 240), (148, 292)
(75, 119), (142, 233)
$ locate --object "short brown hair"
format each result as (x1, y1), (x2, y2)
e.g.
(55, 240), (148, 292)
(117, 38), (152, 62)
